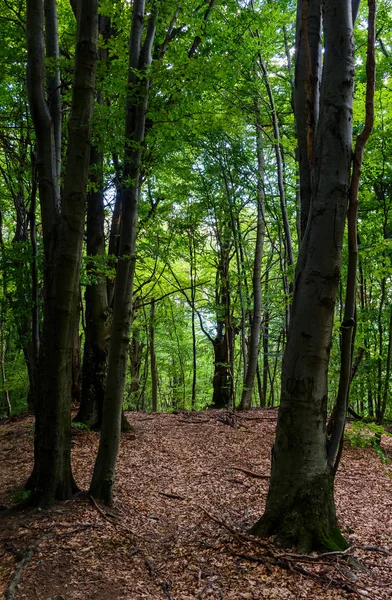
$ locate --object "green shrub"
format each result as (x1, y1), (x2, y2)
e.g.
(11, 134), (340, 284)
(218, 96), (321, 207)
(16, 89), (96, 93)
(345, 421), (391, 463)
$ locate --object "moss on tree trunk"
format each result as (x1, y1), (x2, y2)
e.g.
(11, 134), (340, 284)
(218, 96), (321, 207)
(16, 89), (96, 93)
(251, 471), (347, 553)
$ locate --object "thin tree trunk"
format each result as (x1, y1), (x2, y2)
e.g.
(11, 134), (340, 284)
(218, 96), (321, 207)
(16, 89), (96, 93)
(150, 299), (158, 412)
(327, 0), (375, 467)
(294, 0), (321, 239)
(239, 106), (265, 409)
(44, 0), (61, 188)
(0, 322), (11, 418)
(29, 153), (39, 410)
(188, 229), (197, 408)
(90, 0), (157, 504)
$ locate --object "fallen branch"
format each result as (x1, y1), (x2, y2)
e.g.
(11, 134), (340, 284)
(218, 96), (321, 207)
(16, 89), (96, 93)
(281, 546), (354, 561)
(231, 466), (270, 480)
(159, 491), (187, 500)
(198, 506), (271, 549)
(359, 545), (391, 556)
(234, 552), (358, 595)
(3, 547), (34, 600)
(89, 494), (116, 525)
(178, 419), (210, 424)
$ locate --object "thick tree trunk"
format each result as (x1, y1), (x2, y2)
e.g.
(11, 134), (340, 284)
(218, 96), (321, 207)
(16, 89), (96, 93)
(251, 0), (354, 552)
(26, 0), (98, 505)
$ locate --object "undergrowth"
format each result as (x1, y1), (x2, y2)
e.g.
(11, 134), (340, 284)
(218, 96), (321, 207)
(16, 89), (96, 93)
(345, 421), (391, 464)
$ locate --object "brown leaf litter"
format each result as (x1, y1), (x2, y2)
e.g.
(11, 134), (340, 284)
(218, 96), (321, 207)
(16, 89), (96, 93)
(0, 409), (391, 599)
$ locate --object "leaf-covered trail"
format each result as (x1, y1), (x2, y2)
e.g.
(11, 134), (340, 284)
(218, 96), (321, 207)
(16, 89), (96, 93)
(0, 410), (391, 599)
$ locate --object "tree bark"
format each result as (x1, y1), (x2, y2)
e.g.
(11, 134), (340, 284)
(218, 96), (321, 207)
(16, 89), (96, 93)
(90, 0), (157, 504)
(294, 0), (321, 240)
(239, 106), (266, 410)
(150, 299), (158, 411)
(327, 0), (375, 467)
(26, 0), (98, 505)
(251, 0), (354, 552)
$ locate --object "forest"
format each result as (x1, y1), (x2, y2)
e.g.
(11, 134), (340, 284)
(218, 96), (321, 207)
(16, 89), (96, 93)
(0, 0), (392, 598)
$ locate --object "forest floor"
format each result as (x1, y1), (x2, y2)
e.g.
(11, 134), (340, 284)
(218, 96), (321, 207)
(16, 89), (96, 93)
(0, 409), (391, 600)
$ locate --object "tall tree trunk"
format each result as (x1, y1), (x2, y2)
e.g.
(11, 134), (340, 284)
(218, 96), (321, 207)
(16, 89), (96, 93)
(211, 328), (233, 409)
(251, 0), (354, 552)
(90, 0), (157, 504)
(26, 0), (98, 505)
(75, 17), (130, 432)
(294, 0), (322, 240)
(239, 106), (266, 410)
(129, 327), (144, 408)
(44, 0), (61, 188)
(150, 299), (158, 412)
(75, 141), (110, 427)
(210, 236), (233, 409)
(188, 230), (197, 409)
(327, 0), (375, 466)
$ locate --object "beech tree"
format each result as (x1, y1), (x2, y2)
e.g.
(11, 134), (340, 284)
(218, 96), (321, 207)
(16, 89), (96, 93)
(26, 0), (98, 505)
(250, 0), (373, 552)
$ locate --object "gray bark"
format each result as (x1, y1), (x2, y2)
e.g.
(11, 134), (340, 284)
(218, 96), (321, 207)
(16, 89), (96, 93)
(90, 0), (157, 504)
(27, 0), (98, 505)
(251, 0), (355, 552)
(44, 0), (61, 189)
(239, 109), (265, 410)
(295, 0), (322, 239)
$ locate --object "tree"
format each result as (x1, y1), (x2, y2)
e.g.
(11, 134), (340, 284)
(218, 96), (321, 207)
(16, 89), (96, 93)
(250, 0), (356, 551)
(90, 0), (157, 504)
(26, 0), (98, 505)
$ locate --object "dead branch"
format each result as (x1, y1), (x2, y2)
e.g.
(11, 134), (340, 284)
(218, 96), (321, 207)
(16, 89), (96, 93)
(234, 552), (358, 595)
(159, 491), (187, 500)
(281, 546), (354, 561)
(4, 547), (34, 600)
(231, 466), (270, 480)
(178, 418), (210, 424)
(359, 545), (391, 556)
(88, 494), (116, 525)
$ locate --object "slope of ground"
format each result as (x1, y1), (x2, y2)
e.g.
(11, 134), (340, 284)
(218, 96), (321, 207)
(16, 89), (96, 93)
(0, 409), (391, 599)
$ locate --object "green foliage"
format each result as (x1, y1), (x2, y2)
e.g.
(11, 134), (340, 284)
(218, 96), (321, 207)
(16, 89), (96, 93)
(71, 421), (90, 432)
(11, 488), (31, 505)
(345, 422), (391, 463)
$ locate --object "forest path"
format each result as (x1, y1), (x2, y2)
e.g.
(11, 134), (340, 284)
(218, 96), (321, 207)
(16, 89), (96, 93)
(0, 409), (391, 599)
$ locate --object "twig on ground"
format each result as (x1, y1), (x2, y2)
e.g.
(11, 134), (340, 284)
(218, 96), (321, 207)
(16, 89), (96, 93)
(231, 466), (270, 480)
(159, 491), (187, 500)
(281, 546), (354, 561)
(88, 494), (116, 525)
(359, 545), (391, 556)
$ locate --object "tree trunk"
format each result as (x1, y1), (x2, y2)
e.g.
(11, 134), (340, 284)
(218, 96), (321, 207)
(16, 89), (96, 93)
(26, 0), (98, 505)
(239, 105), (266, 410)
(75, 17), (131, 432)
(251, 0), (354, 552)
(90, 0), (156, 504)
(294, 0), (321, 239)
(211, 332), (233, 409)
(129, 327), (144, 408)
(150, 299), (158, 412)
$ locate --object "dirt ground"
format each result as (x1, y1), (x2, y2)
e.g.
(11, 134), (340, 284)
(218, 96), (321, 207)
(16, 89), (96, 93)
(0, 409), (391, 600)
